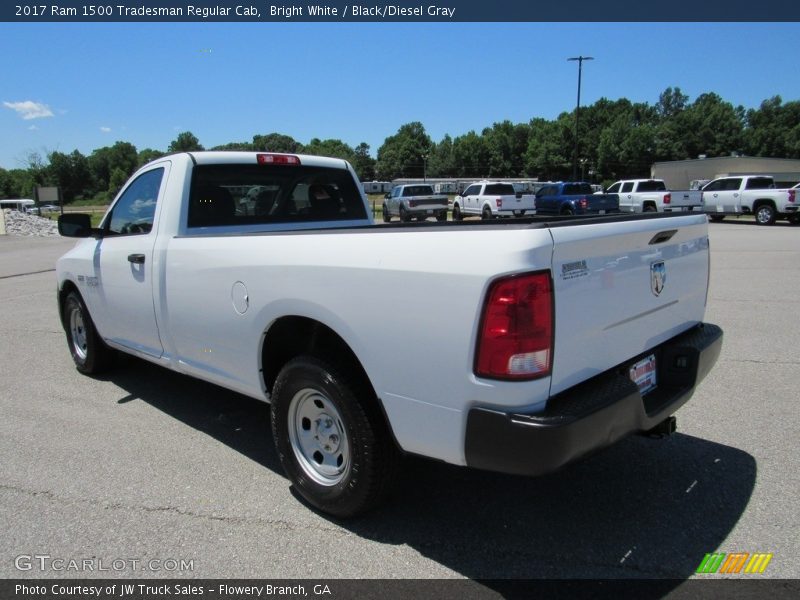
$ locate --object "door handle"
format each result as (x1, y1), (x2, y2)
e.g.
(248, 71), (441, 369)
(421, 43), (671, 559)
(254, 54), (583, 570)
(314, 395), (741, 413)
(128, 254), (145, 264)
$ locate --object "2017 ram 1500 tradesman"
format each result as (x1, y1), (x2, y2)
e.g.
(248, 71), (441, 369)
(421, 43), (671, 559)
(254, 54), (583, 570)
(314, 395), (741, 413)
(57, 152), (722, 517)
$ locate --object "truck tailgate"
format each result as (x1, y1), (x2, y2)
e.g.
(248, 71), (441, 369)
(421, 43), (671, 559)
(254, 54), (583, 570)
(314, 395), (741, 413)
(548, 214), (710, 396)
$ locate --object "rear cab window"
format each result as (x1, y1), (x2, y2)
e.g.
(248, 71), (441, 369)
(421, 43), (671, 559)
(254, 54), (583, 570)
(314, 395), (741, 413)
(637, 180), (667, 192)
(187, 163), (367, 230)
(484, 184), (516, 195)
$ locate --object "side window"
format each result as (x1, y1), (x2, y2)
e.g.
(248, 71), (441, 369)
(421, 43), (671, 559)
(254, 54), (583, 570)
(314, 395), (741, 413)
(725, 178), (742, 191)
(607, 182), (621, 193)
(107, 168), (164, 236)
(392, 187), (401, 198)
(621, 182), (634, 193)
(464, 185), (479, 196)
(704, 180), (723, 192)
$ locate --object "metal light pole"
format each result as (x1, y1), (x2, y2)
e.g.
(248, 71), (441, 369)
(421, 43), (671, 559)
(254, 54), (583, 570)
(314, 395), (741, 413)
(568, 55), (594, 181)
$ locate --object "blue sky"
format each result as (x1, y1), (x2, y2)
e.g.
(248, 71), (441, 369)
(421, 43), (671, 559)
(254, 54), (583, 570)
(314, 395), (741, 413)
(1, 22), (799, 169)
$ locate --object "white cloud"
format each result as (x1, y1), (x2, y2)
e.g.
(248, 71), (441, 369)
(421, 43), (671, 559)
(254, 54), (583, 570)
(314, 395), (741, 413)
(100, 126), (111, 133)
(28, 125), (39, 131)
(3, 100), (55, 120)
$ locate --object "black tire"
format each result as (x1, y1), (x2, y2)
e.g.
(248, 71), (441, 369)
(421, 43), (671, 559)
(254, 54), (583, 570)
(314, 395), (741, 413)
(561, 206), (575, 216)
(789, 215), (800, 225)
(62, 291), (114, 374)
(436, 211), (447, 222)
(270, 356), (398, 518)
(754, 203), (776, 226)
(709, 215), (725, 222)
(643, 203), (657, 213)
(452, 204), (463, 221)
(381, 204), (390, 223)
(481, 206), (492, 220)
(399, 205), (411, 223)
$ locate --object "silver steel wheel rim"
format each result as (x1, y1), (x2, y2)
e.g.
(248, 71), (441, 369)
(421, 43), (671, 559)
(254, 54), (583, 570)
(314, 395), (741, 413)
(288, 388), (350, 486)
(69, 306), (88, 361)
(756, 207), (770, 223)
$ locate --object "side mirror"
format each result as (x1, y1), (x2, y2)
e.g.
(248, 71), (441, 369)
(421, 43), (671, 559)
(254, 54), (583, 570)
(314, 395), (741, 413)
(58, 213), (95, 238)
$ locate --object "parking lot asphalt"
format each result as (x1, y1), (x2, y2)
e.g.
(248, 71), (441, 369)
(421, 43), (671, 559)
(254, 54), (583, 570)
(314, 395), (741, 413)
(0, 221), (797, 586)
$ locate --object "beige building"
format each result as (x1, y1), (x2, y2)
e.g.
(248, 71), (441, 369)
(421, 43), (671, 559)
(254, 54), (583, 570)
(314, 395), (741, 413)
(651, 157), (800, 189)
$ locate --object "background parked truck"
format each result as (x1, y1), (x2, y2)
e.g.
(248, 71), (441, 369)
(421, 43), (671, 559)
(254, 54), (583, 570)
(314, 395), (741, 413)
(702, 175), (798, 225)
(451, 181), (536, 220)
(534, 182), (619, 216)
(605, 179), (703, 213)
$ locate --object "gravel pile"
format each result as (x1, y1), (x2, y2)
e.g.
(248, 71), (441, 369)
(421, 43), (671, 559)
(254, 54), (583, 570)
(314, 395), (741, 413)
(2, 209), (60, 237)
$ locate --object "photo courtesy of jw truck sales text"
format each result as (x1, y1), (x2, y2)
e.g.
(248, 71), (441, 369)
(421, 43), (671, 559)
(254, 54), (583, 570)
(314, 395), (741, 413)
(56, 151), (722, 517)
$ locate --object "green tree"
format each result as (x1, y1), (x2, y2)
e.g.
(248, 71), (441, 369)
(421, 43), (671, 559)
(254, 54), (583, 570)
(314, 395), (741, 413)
(743, 97), (800, 158)
(138, 148), (166, 167)
(168, 131), (204, 153)
(524, 117), (571, 181)
(351, 143), (376, 181)
(89, 141), (138, 198)
(251, 133), (302, 153)
(375, 122), (432, 180)
(677, 93), (744, 159)
(428, 135), (457, 178)
(47, 149), (93, 203)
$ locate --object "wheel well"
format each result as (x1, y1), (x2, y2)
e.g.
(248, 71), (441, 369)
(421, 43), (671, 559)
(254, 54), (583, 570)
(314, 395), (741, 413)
(753, 199), (776, 211)
(57, 281), (80, 329)
(261, 316), (399, 448)
(643, 201), (657, 211)
(262, 316), (371, 399)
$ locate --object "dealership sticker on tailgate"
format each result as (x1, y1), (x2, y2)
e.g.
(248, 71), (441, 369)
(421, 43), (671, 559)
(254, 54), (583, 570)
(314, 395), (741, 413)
(630, 354), (657, 395)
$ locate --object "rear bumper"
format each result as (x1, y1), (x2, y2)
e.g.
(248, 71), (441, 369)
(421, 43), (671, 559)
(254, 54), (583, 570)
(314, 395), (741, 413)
(465, 322), (723, 477)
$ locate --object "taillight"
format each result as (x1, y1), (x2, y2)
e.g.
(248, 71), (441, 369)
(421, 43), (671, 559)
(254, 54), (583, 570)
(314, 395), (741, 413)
(475, 272), (554, 380)
(664, 193), (671, 204)
(257, 153), (301, 165)
(789, 190), (796, 203)
(579, 198), (588, 210)
(409, 200), (417, 208)
(496, 197), (503, 208)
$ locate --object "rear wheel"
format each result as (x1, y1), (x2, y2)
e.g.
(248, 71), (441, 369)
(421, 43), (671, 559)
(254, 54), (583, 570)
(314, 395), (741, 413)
(436, 211), (447, 222)
(63, 291), (114, 374)
(270, 356), (398, 518)
(399, 205), (411, 223)
(709, 215), (725, 222)
(561, 206), (575, 216)
(754, 203), (776, 226)
(481, 206), (492, 220)
(643, 203), (657, 213)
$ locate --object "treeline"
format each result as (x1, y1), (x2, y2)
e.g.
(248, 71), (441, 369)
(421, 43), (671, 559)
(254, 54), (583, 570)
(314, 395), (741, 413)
(1, 88), (798, 203)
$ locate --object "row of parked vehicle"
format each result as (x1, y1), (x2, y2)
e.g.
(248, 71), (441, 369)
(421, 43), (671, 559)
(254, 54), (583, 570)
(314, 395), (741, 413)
(381, 174), (799, 225)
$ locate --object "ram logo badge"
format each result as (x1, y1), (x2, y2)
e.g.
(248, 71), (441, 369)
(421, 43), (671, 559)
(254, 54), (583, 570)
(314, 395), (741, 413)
(651, 261), (666, 296)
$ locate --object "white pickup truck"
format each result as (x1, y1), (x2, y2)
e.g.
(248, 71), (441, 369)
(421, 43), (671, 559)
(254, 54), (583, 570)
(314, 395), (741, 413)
(382, 183), (448, 222)
(451, 181), (536, 219)
(702, 175), (799, 225)
(56, 152), (722, 517)
(605, 179), (703, 213)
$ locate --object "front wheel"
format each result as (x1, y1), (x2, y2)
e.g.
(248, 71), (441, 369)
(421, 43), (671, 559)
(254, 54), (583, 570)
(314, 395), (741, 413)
(452, 204), (463, 221)
(381, 203), (390, 223)
(62, 291), (114, 374)
(754, 204), (776, 226)
(270, 356), (397, 518)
